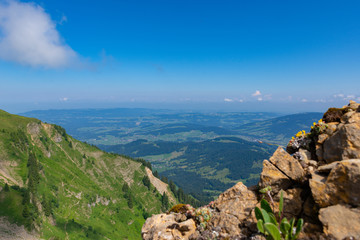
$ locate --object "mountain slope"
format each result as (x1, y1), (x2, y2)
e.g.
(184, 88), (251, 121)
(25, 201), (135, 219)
(0, 110), (174, 239)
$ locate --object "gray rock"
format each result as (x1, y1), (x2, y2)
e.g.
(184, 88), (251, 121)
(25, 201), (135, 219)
(316, 161), (340, 173)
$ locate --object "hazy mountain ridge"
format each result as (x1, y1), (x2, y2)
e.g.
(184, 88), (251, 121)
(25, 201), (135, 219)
(236, 112), (323, 145)
(22, 109), (281, 145)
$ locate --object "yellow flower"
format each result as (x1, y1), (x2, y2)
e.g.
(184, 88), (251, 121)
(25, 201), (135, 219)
(313, 122), (316, 126)
(318, 119), (323, 123)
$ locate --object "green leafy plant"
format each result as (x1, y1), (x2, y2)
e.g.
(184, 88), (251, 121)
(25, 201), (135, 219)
(255, 187), (304, 240)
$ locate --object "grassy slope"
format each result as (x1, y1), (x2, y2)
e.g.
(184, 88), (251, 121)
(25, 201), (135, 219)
(0, 110), (172, 239)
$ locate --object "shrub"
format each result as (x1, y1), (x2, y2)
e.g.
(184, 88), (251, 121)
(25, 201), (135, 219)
(168, 204), (188, 214)
(322, 107), (349, 123)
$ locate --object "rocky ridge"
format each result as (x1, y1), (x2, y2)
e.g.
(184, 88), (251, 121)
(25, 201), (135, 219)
(142, 101), (360, 240)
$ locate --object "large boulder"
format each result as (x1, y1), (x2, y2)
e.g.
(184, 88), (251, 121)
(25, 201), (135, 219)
(319, 204), (360, 240)
(323, 112), (360, 162)
(209, 182), (258, 236)
(212, 182), (257, 221)
(268, 147), (305, 182)
(310, 159), (360, 208)
(142, 214), (196, 240)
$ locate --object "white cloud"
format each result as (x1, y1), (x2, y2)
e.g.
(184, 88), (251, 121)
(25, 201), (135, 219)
(301, 98), (308, 102)
(59, 97), (68, 102)
(224, 98), (234, 102)
(257, 97), (263, 101)
(345, 95), (355, 100)
(333, 93), (344, 98)
(238, 99), (244, 103)
(0, 0), (77, 68)
(252, 90), (261, 97)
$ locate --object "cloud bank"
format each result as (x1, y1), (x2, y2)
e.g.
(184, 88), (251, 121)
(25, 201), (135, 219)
(224, 98), (234, 102)
(0, 0), (76, 68)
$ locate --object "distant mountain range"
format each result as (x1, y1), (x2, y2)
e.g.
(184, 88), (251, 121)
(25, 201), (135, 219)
(236, 112), (323, 146)
(22, 109), (281, 144)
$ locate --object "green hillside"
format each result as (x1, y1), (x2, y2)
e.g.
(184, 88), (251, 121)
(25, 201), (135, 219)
(0, 110), (174, 239)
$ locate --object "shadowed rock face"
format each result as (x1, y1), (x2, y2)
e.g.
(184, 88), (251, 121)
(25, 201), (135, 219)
(142, 101), (360, 240)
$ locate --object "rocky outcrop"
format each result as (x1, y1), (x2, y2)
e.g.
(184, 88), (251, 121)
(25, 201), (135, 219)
(142, 214), (196, 240)
(0, 217), (39, 240)
(321, 101), (360, 162)
(142, 101), (360, 240)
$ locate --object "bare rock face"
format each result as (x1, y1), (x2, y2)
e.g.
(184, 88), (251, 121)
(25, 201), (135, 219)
(53, 132), (63, 143)
(269, 147), (305, 182)
(310, 159), (360, 208)
(319, 204), (360, 240)
(259, 160), (292, 193)
(212, 182), (257, 221)
(27, 122), (41, 135)
(323, 113), (360, 163)
(142, 214), (196, 240)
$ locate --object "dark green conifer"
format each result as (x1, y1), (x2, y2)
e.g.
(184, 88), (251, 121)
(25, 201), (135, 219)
(4, 183), (9, 192)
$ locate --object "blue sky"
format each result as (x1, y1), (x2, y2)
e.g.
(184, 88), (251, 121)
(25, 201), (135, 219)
(0, 0), (360, 113)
